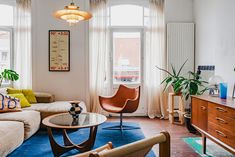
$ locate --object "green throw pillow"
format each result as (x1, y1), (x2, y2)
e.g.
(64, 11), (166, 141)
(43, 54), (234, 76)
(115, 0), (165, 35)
(7, 88), (37, 104)
(8, 93), (31, 108)
(22, 89), (37, 104)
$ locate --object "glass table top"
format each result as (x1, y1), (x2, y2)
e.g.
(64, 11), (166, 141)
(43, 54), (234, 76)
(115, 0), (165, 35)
(43, 113), (107, 129)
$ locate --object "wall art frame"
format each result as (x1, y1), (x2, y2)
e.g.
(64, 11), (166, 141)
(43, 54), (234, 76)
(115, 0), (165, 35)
(49, 30), (70, 72)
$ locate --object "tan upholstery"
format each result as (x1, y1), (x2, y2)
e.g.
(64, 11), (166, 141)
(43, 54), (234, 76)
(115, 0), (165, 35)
(72, 132), (170, 157)
(0, 110), (40, 139)
(34, 92), (55, 103)
(23, 101), (87, 120)
(0, 121), (24, 157)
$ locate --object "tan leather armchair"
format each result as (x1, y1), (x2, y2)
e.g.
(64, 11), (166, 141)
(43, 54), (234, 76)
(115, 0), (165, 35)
(99, 85), (140, 130)
(73, 131), (170, 157)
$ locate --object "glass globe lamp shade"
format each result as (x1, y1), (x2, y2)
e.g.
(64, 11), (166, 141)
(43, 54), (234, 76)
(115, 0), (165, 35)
(208, 75), (224, 86)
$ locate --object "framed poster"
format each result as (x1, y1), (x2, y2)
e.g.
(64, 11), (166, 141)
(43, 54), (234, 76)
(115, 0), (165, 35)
(49, 30), (70, 71)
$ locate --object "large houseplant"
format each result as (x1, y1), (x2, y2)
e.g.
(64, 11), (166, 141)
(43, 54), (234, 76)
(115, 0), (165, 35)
(157, 61), (208, 99)
(157, 61), (208, 133)
(156, 60), (188, 94)
(0, 69), (19, 87)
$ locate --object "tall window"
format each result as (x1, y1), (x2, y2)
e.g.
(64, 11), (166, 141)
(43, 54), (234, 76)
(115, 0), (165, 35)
(0, 4), (14, 85)
(109, 4), (149, 85)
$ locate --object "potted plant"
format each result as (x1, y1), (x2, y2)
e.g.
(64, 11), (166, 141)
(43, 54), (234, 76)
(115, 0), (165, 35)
(156, 60), (188, 94)
(157, 61), (208, 133)
(0, 69), (19, 87)
(178, 70), (208, 133)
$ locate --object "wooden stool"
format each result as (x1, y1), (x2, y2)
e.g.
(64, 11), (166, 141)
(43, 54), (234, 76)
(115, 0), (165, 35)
(168, 93), (185, 125)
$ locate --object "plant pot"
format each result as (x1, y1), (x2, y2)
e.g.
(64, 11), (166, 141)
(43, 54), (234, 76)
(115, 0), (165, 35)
(184, 113), (197, 134)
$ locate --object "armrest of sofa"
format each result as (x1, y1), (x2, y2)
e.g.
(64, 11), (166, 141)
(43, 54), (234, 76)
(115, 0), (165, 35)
(34, 92), (55, 103)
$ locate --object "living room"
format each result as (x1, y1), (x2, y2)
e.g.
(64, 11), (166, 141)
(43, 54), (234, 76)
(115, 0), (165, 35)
(0, 0), (234, 157)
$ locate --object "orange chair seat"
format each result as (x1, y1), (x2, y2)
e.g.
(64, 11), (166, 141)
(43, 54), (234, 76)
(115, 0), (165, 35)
(101, 103), (124, 113)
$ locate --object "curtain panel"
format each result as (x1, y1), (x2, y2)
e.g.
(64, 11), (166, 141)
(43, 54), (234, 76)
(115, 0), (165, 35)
(14, 0), (32, 89)
(144, 0), (168, 119)
(89, 0), (111, 113)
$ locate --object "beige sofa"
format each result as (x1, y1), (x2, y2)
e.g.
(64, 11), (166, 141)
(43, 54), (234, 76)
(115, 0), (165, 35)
(0, 92), (86, 157)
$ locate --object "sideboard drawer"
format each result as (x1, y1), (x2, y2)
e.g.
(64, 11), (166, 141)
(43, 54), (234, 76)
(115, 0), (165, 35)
(208, 103), (235, 120)
(208, 111), (235, 132)
(208, 122), (235, 148)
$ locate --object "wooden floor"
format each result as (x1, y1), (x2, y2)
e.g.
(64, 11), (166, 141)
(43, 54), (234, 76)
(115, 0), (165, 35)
(107, 116), (200, 157)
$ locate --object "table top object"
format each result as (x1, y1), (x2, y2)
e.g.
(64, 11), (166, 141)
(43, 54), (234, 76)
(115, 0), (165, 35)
(42, 112), (107, 129)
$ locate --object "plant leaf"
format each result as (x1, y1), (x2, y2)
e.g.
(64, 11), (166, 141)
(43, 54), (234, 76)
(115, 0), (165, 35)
(176, 59), (188, 77)
(171, 64), (177, 76)
(156, 66), (174, 77)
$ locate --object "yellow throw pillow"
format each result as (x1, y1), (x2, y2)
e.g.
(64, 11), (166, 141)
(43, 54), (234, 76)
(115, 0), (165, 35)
(8, 93), (31, 108)
(7, 88), (37, 104)
(7, 88), (22, 94)
(22, 89), (37, 104)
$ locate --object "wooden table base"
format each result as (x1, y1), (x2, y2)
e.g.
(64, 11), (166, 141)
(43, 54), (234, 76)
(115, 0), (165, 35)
(47, 126), (98, 157)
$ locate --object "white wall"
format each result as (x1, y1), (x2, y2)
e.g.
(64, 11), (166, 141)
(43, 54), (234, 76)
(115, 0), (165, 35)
(31, 0), (193, 111)
(32, 0), (89, 106)
(194, 0), (235, 95)
(165, 0), (193, 23)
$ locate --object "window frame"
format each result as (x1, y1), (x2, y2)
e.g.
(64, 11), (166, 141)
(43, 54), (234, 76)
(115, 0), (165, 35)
(0, 26), (14, 87)
(110, 26), (144, 88)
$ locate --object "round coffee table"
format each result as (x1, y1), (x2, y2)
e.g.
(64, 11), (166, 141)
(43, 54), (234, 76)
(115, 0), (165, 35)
(42, 112), (107, 157)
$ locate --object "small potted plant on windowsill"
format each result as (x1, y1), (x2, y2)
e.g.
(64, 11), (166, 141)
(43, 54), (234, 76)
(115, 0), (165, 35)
(0, 69), (19, 87)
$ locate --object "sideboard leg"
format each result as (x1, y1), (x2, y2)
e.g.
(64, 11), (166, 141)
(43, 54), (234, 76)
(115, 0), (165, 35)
(202, 135), (206, 154)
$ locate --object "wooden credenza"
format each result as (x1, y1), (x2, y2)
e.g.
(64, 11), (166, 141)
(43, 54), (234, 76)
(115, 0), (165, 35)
(191, 95), (235, 155)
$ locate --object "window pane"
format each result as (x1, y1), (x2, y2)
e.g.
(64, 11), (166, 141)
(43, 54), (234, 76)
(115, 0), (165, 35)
(0, 30), (11, 84)
(110, 5), (143, 26)
(113, 32), (141, 84)
(0, 5), (13, 26)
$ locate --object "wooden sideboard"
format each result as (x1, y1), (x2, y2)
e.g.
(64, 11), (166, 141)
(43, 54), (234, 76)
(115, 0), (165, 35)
(191, 95), (235, 155)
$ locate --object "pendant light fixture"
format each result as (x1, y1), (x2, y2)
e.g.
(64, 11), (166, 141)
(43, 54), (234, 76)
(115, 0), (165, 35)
(54, 0), (92, 25)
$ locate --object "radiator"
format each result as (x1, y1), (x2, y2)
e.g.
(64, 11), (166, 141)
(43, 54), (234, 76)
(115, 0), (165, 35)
(167, 23), (195, 76)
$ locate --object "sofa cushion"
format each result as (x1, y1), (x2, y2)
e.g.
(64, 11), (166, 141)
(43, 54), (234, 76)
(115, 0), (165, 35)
(0, 110), (40, 140)
(22, 89), (37, 104)
(0, 121), (24, 157)
(8, 93), (31, 108)
(0, 93), (22, 113)
(34, 92), (55, 103)
(7, 88), (22, 94)
(23, 101), (87, 120)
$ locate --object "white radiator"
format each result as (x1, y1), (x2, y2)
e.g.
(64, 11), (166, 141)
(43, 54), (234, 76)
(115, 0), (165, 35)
(167, 23), (195, 76)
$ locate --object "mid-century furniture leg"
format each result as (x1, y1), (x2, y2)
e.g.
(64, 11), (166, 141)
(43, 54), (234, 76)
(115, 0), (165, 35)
(47, 126), (98, 157)
(202, 134), (206, 154)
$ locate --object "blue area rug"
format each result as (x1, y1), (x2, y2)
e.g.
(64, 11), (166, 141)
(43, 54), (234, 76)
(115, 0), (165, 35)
(9, 122), (155, 157)
(183, 137), (235, 157)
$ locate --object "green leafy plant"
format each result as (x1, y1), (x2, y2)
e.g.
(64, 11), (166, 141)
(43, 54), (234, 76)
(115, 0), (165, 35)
(178, 71), (208, 100)
(0, 69), (19, 87)
(157, 60), (208, 100)
(156, 60), (188, 94)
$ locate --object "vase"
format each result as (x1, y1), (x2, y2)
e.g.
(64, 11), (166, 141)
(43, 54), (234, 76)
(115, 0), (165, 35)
(69, 101), (83, 119)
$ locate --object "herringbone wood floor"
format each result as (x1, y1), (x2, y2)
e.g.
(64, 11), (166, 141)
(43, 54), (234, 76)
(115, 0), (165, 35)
(107, 117), (200, 157)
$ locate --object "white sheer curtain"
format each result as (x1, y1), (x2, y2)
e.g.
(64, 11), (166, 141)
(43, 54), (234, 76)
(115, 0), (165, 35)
(14, 0), (32, 89)
(144, 0), (167, 119)
(89, 0), (111, 113)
